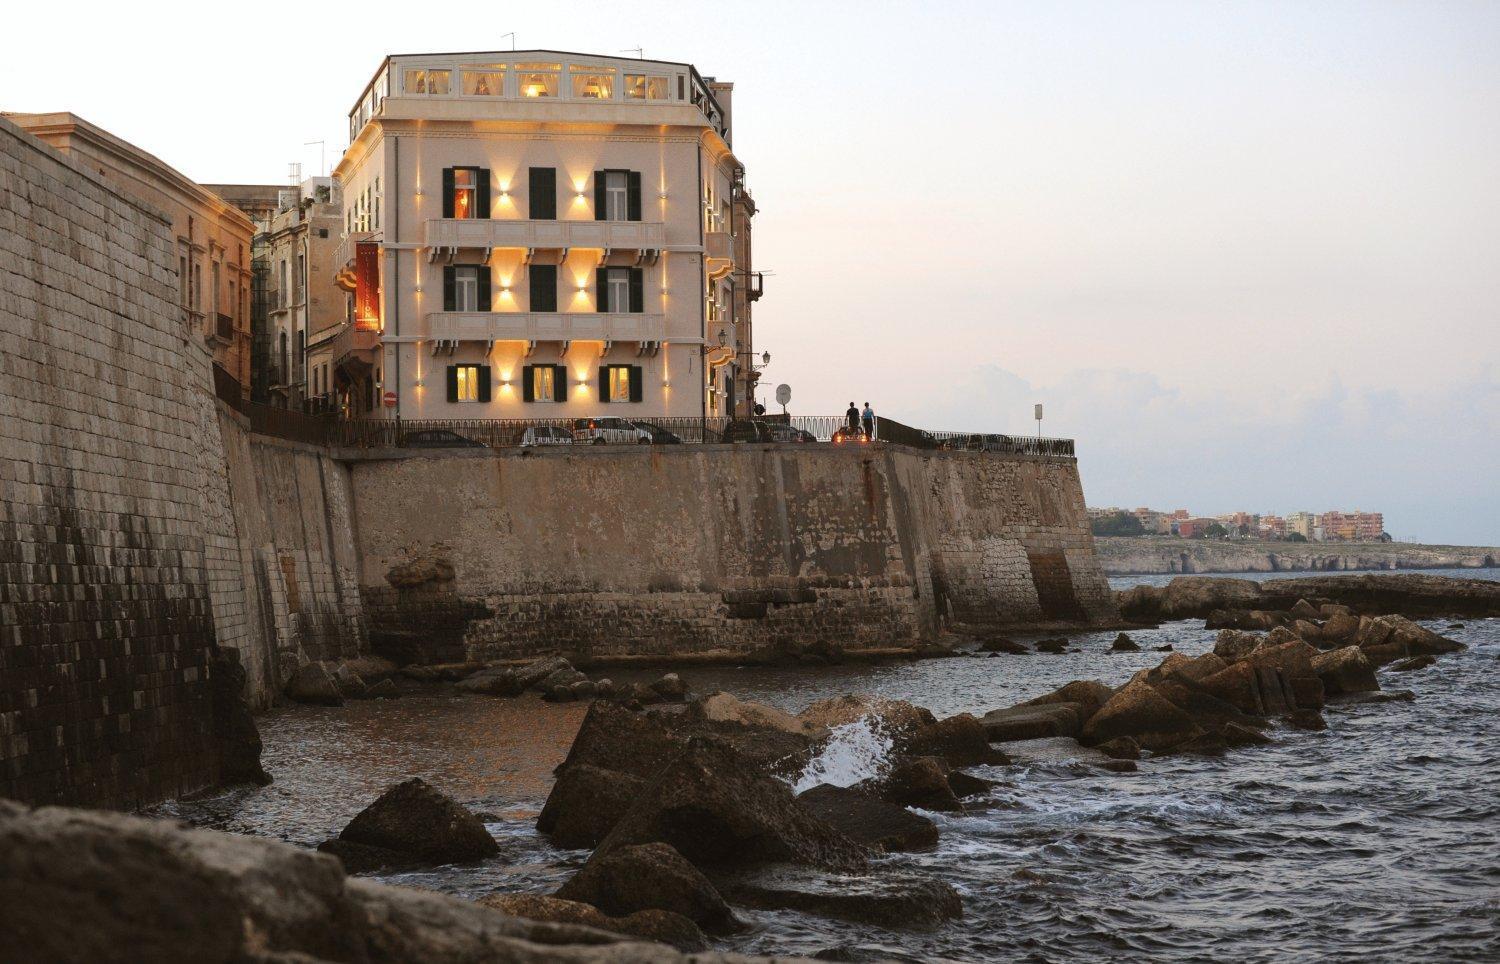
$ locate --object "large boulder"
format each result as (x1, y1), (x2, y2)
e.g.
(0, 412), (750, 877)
(285, 662), (343, 707)
(980, 703), (1085, 742)
(1020, 680), (1115, 720)
(1121, 577), (1266, 620)
(715, 865), (963, 931)
(0, 799), (769, 963)
(208, 648), (271, 787)
(557, 701), (692, 780)
(795, 784), (939, 852)
(456, 666), (524, 696)
(1357, 616), (1466, 659)
(319, 778), (498, 871)
(537, 764), (648, 850)
(693, 691), (823, 737)
(590, 737), (869, 872)
(799, 694), (934, 735)
(1320, 612), (1362, 642)
(873, 756), (963, 812)
(898, 713), (1007, 766)
(556, 842), (739, 933)
(1206, 609), (1285, 631)
(1310, 646), (1380, 695)
(1213, 629), (1265, 661)
(478, 894), (708, 952)
(1080, 681), (1203, 752)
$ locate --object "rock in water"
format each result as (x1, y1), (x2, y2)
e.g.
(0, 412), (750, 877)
(285, 662), (343, 706)
(1095, 737), (1141, 760)
(321, 777), (498, 871)
(589, 736), (869, 872)
(1080, 681), (1203, 752)
(1034, 637), (1069, 653)
(1391, 654), (1437, 672)
(1111, 633), (1141, 652)
(715, 865), (963, 931)
(0, 799), (772, 962)
(478, 894), (709, 952)
(209, 648), (271, 787)
(874, 756), (963, 812)
(980, 703), (1086, 742)
(899, 713), (1008, 766)
(650, 673), (689, 701)
(556, 841), (739, 933)
(794, 785), (939, 853)
(1020, 679), (1116, 719)
(537, 764), (647, 850)
(980, 636), (1029, 654)
(1311, 646), (1380, 695)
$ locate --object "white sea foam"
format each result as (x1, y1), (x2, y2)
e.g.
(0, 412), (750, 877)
(791, 715), (894, 794)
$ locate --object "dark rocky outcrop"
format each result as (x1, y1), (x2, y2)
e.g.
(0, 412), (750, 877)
(979, 636), (1029, 654)
(478, 894), (709, 952)
(981, 702), (1085, 742)
(1118, 577), (1264, 620)
(588, 737), (869, 873)
(1080, 680), (1203, 752)
(1310, 646), (1380, 695)
(284, 662), (343, 707)
(556, 841), (739, 933)
(795, 784), (940, 852)
(318, 777), (498, 872)
(715, 865), (963, 931)
(208, 648), (271, 787)
(1111, 632), (1141, 652)
(536, 764), (648, 850)
(899, 713), (1008, 766)
(873, 756), (963, 812)
(1391, 654), (1437, 672)
(0, 800), (767, 962)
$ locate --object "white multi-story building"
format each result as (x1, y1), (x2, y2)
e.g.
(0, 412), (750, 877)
(331, 50), (760, 423)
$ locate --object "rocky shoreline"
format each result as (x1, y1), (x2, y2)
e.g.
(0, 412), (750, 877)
(3, 573), (1488, 960)
(1096, 536), (1499, 575)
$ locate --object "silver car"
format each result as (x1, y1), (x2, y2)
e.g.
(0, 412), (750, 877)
(520, 425), (573, 447)
(572, 416), (651, 445)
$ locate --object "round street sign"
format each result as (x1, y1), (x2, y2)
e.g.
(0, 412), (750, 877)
(383, 391), (398, 408)
(775, 383), (791, 406)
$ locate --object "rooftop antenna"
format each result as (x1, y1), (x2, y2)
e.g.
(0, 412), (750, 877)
(303, 140), (326, 178)
(621, 46), (643, 58)
(501, 32), (516, 50)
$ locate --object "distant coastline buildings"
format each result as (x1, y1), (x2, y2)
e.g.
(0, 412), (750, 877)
(1088, 506), (1387, 542)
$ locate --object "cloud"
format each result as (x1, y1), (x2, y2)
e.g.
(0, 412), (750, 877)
(898, 364), (1500, 545)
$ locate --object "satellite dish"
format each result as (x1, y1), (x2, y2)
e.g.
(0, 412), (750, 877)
(775, 383), (791, 406)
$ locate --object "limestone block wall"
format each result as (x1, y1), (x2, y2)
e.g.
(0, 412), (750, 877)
(348, 444), (1116, 663)
(0, 117), (226, 807)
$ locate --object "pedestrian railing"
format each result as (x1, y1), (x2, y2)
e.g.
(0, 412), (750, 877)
(231, 407), (1074, 458)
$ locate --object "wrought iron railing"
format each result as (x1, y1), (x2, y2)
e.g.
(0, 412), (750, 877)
(227, 405), (1075, 458)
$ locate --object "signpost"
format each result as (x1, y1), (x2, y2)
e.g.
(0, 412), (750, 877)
(383, 391), (397, 408)
(1034, 403), (1043, 442)
(775, 383), (791, 415)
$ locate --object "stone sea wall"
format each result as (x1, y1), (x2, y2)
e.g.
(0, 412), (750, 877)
(0, 117), (227, 806)
(348, 445), (1117, 663)
(1097, 536), (1500, 576)
(0, 117), (366, 808)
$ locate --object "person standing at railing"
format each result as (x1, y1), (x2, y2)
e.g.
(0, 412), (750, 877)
(862, 402), (876, 440)
(846, 402), (860, 436)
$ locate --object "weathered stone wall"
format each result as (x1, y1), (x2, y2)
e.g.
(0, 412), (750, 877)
(348, 445), (1116, 663)
(209, 412), (366, 708)
(0, 117), (366, 808)
(0, 117), (226, 807)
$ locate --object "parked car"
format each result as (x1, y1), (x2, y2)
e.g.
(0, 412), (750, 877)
(572, 416), (651, 445)
(631, 421), (683, 444)
(520, 425), (573, 447)
(400, 429), (485, 448)
(832, 426), (870, 445)
(723, 420), (817, 443)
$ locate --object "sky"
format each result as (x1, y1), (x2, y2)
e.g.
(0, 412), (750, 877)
(4, 1), (1497, 543)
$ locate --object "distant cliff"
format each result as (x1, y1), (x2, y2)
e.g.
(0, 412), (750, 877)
(1096, 537), (1500, 575)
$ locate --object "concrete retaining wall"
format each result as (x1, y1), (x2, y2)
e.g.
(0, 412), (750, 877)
(349, 444), (1116, 663)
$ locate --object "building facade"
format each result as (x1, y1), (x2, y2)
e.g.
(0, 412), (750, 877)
(330, 50), (756, 422)
(264, 179), (342, 410)
(8, 113), (256, 388)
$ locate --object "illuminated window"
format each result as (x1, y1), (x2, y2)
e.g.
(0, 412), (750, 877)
(452, 168), (477, 219)
(534, 365), (555, 401)
(455, 365), (480, 401)
(625, 75), (669, 100)
(462, 69), (505, 96)
(607, 366), (632, 403)
(570, 66), (615, 99)
(516, 64), (560, 98)
(604, 171), (628, 221)
(404, 69), (450, 95)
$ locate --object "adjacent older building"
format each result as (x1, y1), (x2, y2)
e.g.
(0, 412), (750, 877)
(7, 112), (256, 388)
(330, 50), (758, 421)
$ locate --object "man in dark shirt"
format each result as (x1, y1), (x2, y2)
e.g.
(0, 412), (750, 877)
(846, 402), (860, 434)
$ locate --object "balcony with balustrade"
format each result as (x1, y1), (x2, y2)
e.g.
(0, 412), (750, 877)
(425, 218), (665, 258)
(424, 311), (667, 344)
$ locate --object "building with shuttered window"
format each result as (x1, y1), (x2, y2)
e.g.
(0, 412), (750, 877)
(331, 50), (761, 421)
